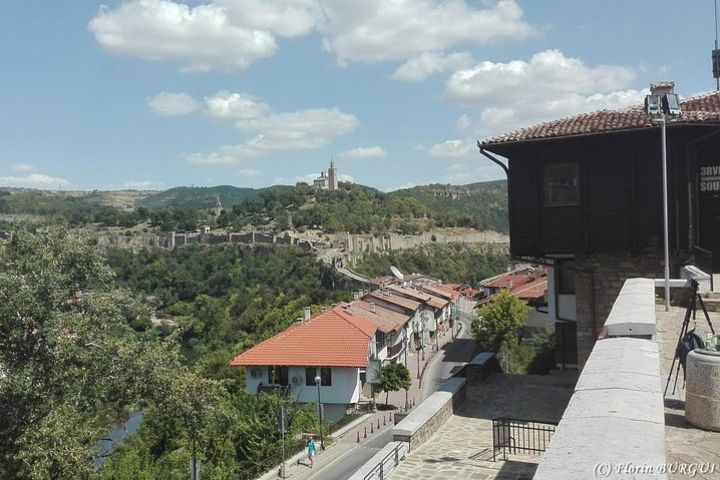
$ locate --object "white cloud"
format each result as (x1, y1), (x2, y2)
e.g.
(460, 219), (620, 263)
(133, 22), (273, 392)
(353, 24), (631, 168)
(186, 107), (357, 164)
(204, 91), (270, 121)
(147, 92), (199, 116)
(90, 1), (534, 77)
(217, 0), (320, 37)
(339, 146), (386, 159)
(388, 182), (417, 192)
(9, 163), (37, 173)
(428, 139), (474, 157)
(456, 114), (471, 131)
(234, 108), (359, 151)
(0, 174), (70, 189)
(185, 144), (260, 165)
(182, 90), (358, 165)
(120, 180), (166, 190)
(88, 0), (278, 72)
(391, 52), (473, 82)
(320, 0), (534, 64)
(101, 180), (167, 190)
(237, 168), (262, 177)
(444, 49), (645, 138)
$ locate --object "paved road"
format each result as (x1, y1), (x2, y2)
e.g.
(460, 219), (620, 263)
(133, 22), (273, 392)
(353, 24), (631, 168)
(306, 311), (477, 480)
(421, 312), (476, 400)
(305, 429), (393, 480)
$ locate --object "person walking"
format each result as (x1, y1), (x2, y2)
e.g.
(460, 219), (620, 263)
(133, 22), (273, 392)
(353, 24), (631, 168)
(306, 435), (317, 468)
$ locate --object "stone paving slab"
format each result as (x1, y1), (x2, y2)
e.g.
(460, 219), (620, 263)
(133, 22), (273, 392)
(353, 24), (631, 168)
(657, 305), (720, 480)
(389, 373), (575, 480)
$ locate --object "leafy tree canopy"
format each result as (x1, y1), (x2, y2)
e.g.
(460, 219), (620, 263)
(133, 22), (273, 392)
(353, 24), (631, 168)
(0, 227), (222, 479)
(471, 290), (529, 353)
(378, 362), (411, 405)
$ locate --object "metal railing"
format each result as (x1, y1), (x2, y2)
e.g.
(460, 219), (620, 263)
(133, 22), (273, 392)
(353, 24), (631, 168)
(362, 442), (408, 480)
(692, 245), (714, 291)
(492, 417), (557, 461)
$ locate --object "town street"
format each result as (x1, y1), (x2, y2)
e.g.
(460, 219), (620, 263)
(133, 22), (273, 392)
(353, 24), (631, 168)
(305, 310), (477, 480)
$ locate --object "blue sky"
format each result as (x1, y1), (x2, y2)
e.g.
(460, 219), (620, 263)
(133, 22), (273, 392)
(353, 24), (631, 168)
(0, 0), (717, 191)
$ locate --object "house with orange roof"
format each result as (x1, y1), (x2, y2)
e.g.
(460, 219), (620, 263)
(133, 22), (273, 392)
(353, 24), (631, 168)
(344, 300), (412, 365)
(229, 307), (377, 420)
(364, 289), (440, 353)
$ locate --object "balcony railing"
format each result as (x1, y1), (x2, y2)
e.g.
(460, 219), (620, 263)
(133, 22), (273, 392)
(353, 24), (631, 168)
(492, 417), (557, 461)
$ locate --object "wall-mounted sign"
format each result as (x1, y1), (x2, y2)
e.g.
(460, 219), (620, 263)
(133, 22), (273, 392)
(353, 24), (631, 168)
(700, 165), (720, 194)
(367, 359), (382, 384)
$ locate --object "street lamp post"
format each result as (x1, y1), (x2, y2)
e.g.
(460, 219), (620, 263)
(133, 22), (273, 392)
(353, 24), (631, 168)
(645, 88), (680, 312)
(660, 115), (671, 312)
(314, 375), (325, 450)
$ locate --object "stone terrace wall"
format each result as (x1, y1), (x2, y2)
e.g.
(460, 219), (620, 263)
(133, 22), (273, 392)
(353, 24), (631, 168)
(535, 278), (667, 480)
(573, 251), (682, 367)
(390, 377), (466, 449)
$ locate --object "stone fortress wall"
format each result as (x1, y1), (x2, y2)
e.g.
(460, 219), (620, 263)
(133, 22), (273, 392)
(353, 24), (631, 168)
(95, 227), (510, 265)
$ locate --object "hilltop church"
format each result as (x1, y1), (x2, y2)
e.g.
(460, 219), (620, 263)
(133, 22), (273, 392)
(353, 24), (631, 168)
(313, 160), (339, 191)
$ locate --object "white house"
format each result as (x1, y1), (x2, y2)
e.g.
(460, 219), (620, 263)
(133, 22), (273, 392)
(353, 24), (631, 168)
(229, 307), (377, 421)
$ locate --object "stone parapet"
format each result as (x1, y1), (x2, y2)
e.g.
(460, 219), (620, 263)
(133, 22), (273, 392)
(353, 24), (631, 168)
(390, 377), (466, 449)
(535, 336), (667, 480)
(346, 441), (409, 480)
(603, 278), (656, 338)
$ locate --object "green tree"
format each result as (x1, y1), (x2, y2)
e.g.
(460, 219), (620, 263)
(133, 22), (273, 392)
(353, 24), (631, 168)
(378, 362), (411, 405)
(471, 291), (529, 353)
(0, 227), (219, 479)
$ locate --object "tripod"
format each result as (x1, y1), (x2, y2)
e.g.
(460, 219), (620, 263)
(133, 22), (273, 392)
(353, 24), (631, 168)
(664, 279), (716, 397)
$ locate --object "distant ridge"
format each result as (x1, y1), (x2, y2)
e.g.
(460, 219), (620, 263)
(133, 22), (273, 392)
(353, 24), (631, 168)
(137, 185), (291, 210)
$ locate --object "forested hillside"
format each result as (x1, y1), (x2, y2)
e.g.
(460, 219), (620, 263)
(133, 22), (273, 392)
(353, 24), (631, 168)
(353, 243), (510, 285)
(0, 180), (508, 235)
(137, 185), (263, 210)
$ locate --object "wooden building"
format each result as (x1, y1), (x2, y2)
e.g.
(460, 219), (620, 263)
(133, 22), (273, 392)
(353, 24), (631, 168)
(480, 82), (720, 366)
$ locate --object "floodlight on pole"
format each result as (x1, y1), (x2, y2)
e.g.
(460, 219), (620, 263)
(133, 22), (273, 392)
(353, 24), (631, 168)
(645, 91), (681, 311)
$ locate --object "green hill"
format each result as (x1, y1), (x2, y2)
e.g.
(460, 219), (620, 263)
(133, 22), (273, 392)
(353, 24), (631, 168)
(388, 180), (508, 232)
(138, 185), (263, 210)
(219, 180), (508, 234)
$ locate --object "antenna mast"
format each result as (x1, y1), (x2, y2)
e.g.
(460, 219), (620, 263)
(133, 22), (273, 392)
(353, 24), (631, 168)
(714, 0), (720, 90)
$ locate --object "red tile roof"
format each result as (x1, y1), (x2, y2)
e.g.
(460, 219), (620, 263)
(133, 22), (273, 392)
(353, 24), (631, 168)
(483, 90), (720, 145)
(388, 285), (449, 310)
(421, 284), (458, 301)
(511, 277), (548, 300)
(366, 290), (421, 312)
(483, 273), (531, 290)
(346, 300), (409, 333)
(229, 307), (376, 368)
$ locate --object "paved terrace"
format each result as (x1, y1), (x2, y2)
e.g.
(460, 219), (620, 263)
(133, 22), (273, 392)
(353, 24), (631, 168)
(389, 373), (576, 480)
(657, 304), (720, 480)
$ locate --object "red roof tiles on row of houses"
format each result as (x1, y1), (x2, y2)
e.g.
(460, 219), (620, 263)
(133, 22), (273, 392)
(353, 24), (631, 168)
(511, 277), (548, 300)
(366, 290), (421, 312)
(387, 285), (449, 310)
(345, 300), (409, 333)
(229, 307), (376, 368)
(483, 90), (720, 145)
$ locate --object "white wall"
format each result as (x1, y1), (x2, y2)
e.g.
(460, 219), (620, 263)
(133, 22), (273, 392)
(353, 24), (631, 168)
(243, 366), (361, 405)
(548, 266), (577, 322)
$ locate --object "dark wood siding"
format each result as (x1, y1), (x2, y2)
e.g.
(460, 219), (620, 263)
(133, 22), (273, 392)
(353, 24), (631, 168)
(493, 126), (700, 258)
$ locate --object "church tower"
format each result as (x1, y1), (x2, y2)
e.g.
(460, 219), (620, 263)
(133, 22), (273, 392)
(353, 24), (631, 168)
(328, 158), (339, 191)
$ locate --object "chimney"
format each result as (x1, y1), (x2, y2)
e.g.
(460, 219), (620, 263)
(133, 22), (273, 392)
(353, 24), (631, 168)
(650, 81), (675, 97)
(304, 308), (311, 322)
(370, 303), (376, 313)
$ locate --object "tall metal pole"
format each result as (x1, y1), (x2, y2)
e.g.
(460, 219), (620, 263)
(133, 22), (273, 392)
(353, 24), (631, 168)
(315, 376), (325, 450)
(661, 116), (671, 311)
(716, 0), (719, 90)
